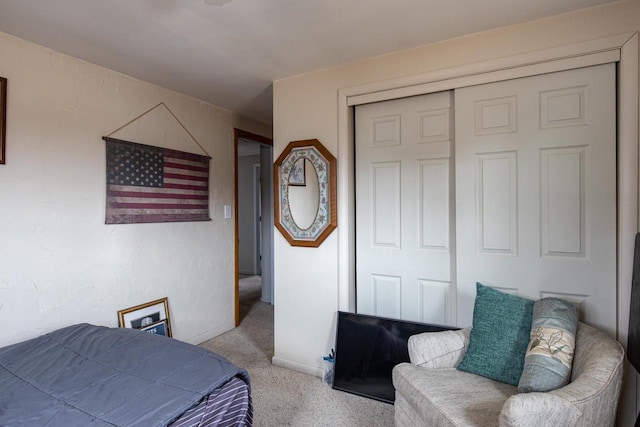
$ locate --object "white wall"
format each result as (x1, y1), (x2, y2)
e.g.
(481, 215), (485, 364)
(0, 31), (271, 348)
(272, 0), (640, 421)
(238, 154), (261, 274)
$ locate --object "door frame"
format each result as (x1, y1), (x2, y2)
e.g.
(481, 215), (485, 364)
(234, 129), (273, 326)
(337, 32), (638, 423)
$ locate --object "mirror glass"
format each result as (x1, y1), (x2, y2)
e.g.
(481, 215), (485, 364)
(287, 158), (319, 230)
(274, 139), (337, 247)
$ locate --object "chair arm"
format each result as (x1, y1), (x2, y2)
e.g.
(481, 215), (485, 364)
(408, 327), (471, 368)
(501, 323), (623, 427)
(499, 393), (582, 427)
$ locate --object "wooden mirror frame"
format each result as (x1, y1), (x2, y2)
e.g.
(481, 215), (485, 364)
(274, 139), (337, 247)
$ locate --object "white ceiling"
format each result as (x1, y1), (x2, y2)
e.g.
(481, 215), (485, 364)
(0, 0), (618, 125)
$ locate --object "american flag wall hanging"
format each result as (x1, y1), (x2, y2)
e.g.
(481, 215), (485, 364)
(104, 137), (210, 224)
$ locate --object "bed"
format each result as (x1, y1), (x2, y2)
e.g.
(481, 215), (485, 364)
(0, 323), (252, 426)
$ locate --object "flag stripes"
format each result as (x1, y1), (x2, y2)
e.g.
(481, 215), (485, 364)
(164, 172), (209, 182)
(105, 138), (210, 224)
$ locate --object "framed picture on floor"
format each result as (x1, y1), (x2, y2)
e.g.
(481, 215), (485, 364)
(118, 297), (172, 337)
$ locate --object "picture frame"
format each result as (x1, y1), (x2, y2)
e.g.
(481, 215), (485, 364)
(118, 297), (172, 337)
(0, 77), (6, 165)
(288, 157), (306, 186)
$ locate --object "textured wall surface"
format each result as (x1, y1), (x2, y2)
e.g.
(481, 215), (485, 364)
(0, 31), (271, 347)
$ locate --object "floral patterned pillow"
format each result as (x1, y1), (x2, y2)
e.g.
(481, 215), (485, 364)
(518, 297), (578, 393)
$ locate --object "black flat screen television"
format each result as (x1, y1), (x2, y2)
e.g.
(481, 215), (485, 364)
(332, 311), (456, 403)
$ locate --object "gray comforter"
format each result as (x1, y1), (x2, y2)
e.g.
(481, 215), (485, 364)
(0, 323), (249, 426)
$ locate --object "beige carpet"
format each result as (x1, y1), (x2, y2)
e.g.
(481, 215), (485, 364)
(199, 276), (395, 426)
(238, 274), (262, 322)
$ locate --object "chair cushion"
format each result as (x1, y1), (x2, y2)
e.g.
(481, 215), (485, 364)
(518, 298), (578, 392)
(393, 363), (517, 426)
(457, 283), (534, 386)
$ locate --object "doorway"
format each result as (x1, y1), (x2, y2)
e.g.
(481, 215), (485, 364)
(234, 129), (274, 326)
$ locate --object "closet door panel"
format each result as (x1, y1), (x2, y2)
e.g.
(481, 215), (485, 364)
(355, 91), (455, 325)
(455, 64), (617, 335)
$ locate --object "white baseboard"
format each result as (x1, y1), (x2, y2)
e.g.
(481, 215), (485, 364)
(272, 356), (323, 378)
(186, 322), (234, 345)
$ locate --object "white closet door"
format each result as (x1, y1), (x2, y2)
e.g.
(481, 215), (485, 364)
(455, 64), (617, 335)
(355, 91), (455, 325)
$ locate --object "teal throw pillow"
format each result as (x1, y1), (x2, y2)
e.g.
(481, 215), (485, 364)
(518, 297), (578, 393)
(457, 283), (534, 386)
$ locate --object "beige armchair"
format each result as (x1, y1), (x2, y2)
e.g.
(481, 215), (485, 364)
(392, 322), (624, 427)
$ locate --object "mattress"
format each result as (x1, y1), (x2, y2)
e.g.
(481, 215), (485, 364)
(0, 323), (252, 426)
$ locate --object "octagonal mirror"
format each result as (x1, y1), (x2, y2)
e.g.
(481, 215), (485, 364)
(274, 139), (337, 247)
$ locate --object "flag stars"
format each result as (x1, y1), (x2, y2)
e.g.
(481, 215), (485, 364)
(107, 143), (165, 187)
